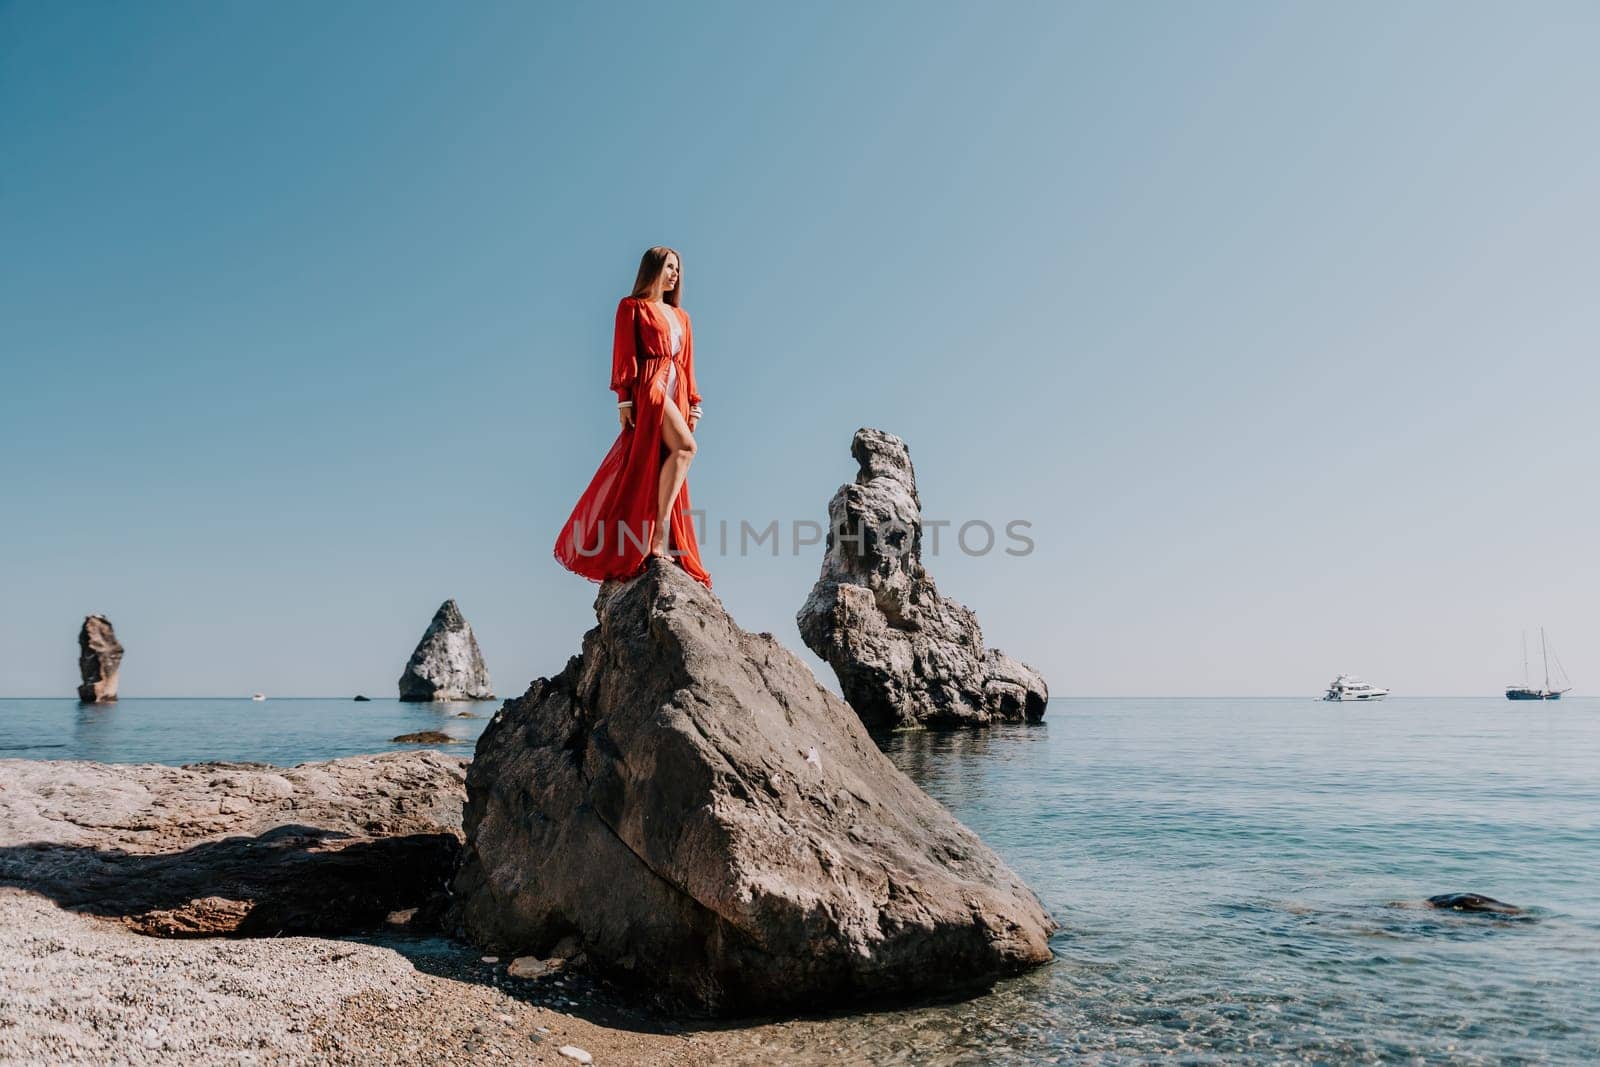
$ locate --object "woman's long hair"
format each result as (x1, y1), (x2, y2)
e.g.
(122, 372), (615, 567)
(628, 245), (682, 306)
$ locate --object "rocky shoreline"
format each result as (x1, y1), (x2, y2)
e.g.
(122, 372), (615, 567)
(0, 885), (736, 1065)
(0, 737), (1052, 1064)
(0, 752), (717, 1064)
(2, 553), (1057, 1063)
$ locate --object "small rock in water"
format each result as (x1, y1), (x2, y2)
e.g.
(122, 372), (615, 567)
(507, 955), (549, 978)
(1427, 892), (1524, 915)
(391, 730), (457, 744)
(385, 907), (418, 925)
(481, 956), (499, 963)
(558, 1046), (593, 1065)
(353, 694), (371, 702)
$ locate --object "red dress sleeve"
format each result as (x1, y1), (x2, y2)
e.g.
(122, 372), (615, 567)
(610, 297), (638, 403)
(683, 309), (702, 409)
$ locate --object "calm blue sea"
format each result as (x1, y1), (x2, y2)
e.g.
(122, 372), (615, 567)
(0, 697), (493, 765)
(2, 695), (1596, 1064)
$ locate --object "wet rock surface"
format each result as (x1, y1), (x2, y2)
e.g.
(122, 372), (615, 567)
(1426, 892), (1526, 916)
(451, 557), (1056, 1015)
(797, 428), (1049, 730)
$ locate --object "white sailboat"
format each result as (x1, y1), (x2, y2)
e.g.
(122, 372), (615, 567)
(1506, 628), (1570, 700)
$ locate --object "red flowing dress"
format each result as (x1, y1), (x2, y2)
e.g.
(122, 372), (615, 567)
(552, 296), (713, 588)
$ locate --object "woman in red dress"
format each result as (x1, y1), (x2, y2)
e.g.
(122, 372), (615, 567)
(553, 246), (713, 588)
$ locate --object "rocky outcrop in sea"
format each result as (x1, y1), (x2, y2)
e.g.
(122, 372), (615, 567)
(76, 614), (123, 704)
(797, 428), (1049, 730)
(398, 599), (495, 702)
(451, 558), (1056, 1015)
(0, 751), (466, 936)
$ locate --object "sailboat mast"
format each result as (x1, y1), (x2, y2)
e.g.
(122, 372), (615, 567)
(1522, 630), (1530, 688)
(1541, 627), (1551, 692)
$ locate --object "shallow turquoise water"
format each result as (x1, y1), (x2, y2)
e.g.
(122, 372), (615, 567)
(843, 698), (1600, 1065)
(2, 695), (1596, 1063)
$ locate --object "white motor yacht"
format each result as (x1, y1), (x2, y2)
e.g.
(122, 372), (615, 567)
(1322, 674), (1389, 701)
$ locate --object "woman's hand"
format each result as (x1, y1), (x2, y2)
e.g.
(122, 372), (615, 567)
(687, 413), (699, 432)
(618, 405), (634, 430)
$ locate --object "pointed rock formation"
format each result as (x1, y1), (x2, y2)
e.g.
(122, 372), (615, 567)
(76, 615), (123, 703)
(797, 428), (1049, 730)
(450, 559), (1056, 1015)
(397, 600), (494, 702)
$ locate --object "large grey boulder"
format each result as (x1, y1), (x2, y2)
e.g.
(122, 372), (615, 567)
(398, 599), (494, 702)
(0, 751), (466, 937)
(450, 558), (1055, 1015)
(76, 615), (123, 703)
(797, 428), (1049, 730)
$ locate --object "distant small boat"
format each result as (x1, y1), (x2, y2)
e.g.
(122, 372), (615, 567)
(1323, 674), (1389, 701)
(1506, 628), (1570, 700)
(251, 693), (266, 701)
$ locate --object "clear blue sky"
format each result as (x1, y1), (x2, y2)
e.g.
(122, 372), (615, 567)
(3, 1), (1596, 698)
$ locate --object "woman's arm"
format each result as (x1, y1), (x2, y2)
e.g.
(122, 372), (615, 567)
(684, 309), (703, 427)
(610, 297), (639, 402)
(611, 297), (638, 427)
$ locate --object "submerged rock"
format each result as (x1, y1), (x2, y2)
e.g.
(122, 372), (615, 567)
(1426, 893), (1525, 916)
(451, 558), (1056, 1015)
(398, 599), (494, 702)
(77, 615), (124, 704)
(0, 751), (466, 937)
(507, 955), (562, 979)
(797, 428), (1048, 730)
(392, 731), (458, 744)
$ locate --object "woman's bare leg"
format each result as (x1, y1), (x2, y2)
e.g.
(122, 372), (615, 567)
(651, 393), (696, 555)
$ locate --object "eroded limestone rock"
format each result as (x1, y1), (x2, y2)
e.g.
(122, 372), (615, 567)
(797, 428), (1048, 730)
(398, 600), (494, 702)
(77, 615), (123, 704)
